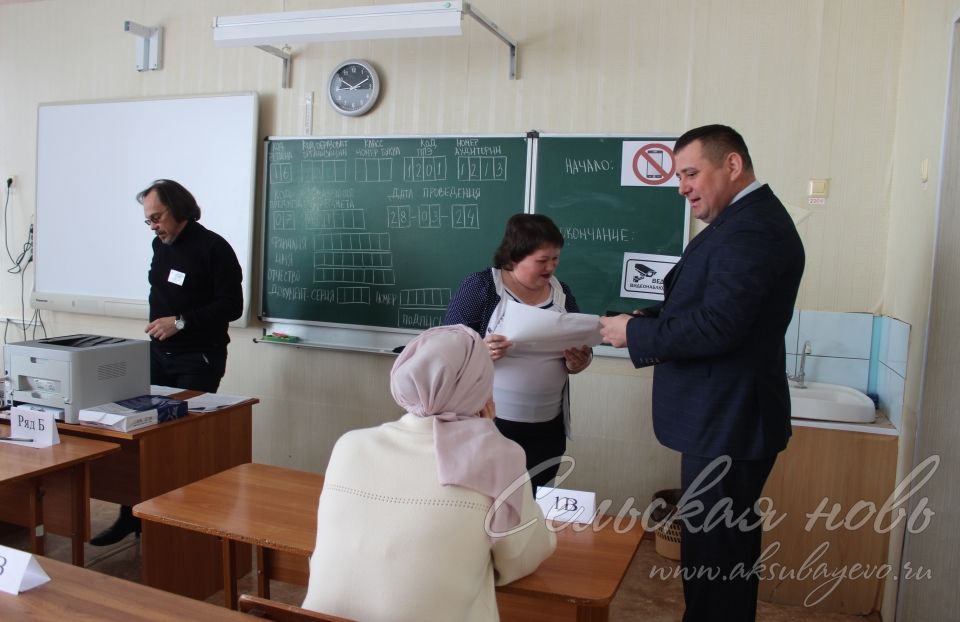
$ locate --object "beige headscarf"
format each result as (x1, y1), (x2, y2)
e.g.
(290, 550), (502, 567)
(390, 325), (527, 537)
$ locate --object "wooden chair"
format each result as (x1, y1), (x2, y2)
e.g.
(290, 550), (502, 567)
(238, 594), (357, 622)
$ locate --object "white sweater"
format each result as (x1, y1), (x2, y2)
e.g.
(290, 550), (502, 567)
(301, 414), (557, 622)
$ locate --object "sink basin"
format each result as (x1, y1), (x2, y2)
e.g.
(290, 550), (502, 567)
(789, 382), (876, 423)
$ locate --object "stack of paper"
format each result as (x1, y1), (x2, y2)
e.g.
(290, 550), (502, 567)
(78, 395), (187, 432)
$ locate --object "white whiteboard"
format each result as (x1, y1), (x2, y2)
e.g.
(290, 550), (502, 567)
(33, 93), (258, 326)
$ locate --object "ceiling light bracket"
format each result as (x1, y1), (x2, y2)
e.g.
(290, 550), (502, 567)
(462, 2), (517, 79)
(256, 45), (293, 89)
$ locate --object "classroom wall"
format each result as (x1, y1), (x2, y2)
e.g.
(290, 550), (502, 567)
(878, 2), (960, 618)
(1, 2), (954, 617)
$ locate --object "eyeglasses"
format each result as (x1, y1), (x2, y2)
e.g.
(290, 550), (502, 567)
(144, 210), (167, 226)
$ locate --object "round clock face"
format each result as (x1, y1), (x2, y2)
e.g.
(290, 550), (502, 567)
(328, 60), (380, 116)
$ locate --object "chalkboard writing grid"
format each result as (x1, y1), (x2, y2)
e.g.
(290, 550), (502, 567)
(260, 135), (529, 347)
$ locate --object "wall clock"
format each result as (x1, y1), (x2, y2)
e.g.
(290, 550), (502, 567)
(327, 59), (381, 116)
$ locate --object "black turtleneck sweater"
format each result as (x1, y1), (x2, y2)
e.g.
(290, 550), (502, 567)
(147, 220), (242, 353)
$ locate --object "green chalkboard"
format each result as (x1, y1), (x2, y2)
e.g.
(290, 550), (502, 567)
(261, 136), (528, 330)
(534, 136), (689, 316)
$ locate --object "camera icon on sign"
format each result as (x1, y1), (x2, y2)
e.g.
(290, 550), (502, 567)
(632, 263), (656, 283)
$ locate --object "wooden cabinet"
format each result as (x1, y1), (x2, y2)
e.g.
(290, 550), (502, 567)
(759, 425), (898, 615)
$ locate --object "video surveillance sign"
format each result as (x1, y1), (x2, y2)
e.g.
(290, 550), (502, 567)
(620, 252), (679, 301)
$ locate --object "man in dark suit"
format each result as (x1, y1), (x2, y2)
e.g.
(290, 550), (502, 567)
(600, 124), (804, 621)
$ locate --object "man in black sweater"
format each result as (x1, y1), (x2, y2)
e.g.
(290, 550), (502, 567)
(90, 178), (243, 546)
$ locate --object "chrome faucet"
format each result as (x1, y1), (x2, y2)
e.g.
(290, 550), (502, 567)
(789, 341), (812, 388)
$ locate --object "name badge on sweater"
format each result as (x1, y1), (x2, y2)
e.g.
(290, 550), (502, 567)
(167, 269), (186, 286)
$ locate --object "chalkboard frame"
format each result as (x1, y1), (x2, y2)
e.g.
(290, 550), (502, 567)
(257, 133), (692, 356)
(258, 133), (534, 353)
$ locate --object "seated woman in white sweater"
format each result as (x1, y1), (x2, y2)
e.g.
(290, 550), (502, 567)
(301, 324), (556, 622)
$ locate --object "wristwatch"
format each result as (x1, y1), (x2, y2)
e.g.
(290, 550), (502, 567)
(174, 315), (186, 331)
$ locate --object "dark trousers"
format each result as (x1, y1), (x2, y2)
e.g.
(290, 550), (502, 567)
(679, 453), (777, 622)
(150, 345), (227, 393)
(494, 412), (566, 491)
(115, 345), (228, 527)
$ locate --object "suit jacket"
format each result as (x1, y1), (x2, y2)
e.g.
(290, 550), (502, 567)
(626, 184), (804, 460)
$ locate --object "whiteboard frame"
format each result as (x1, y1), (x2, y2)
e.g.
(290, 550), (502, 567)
(32, 92), (259, 327)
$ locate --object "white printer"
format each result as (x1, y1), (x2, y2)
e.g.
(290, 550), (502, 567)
(4, 334), (150, 424)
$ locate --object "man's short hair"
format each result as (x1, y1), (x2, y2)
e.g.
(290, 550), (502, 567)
(136, 179), (202, 222)
(675, 124), (753, 171)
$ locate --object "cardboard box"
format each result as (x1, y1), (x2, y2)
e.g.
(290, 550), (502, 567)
(78, 395), (187, 432)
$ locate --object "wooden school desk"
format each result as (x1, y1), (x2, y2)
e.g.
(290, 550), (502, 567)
(134, 462), (644, 622)
(53, 391), (256, 507)
(0, 556), (251, 621)
(61, 392), (257, 596)
(4, 391), (257, 595)
(0, 435), (119, 566)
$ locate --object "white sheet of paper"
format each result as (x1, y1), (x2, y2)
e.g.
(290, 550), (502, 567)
(186, 393), (249, 412)
(8, 406), (60, 448)
(495, 300), (602, 355)
(0, 545), (51, 594)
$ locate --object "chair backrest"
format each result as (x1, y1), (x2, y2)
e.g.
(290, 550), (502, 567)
(237, 594), (357, 622)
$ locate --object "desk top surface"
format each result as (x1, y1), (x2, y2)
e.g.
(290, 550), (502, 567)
(1, 391), (259, 441)
(134, 462), (644, 605)
(0, 435), (120, 484)
(60, 391), (259, 440)
(0, 556), (250, 621)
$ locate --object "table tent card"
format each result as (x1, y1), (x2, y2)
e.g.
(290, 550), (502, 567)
(4, 406), (60, 448)
(535, 486), (597, 524)
(0, 545), (51, 595)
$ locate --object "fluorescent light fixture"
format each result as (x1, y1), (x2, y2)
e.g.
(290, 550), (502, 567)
(213, 0), (518, 85)
(213, 1), (464, 47)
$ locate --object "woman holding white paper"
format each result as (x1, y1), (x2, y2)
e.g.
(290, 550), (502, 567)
(444, 213), (593, 490)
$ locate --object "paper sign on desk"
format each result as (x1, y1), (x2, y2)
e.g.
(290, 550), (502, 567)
(535, 486), (597, 524)
(0, 545), (51, 595)
(5, 406), (60, 448)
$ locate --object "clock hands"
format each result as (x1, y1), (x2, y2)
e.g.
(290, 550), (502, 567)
(336, 76), (371, 91)
(348, 77), (370, 90)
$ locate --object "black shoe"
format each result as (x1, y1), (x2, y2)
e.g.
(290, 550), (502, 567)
(90, 510), (141, 546)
